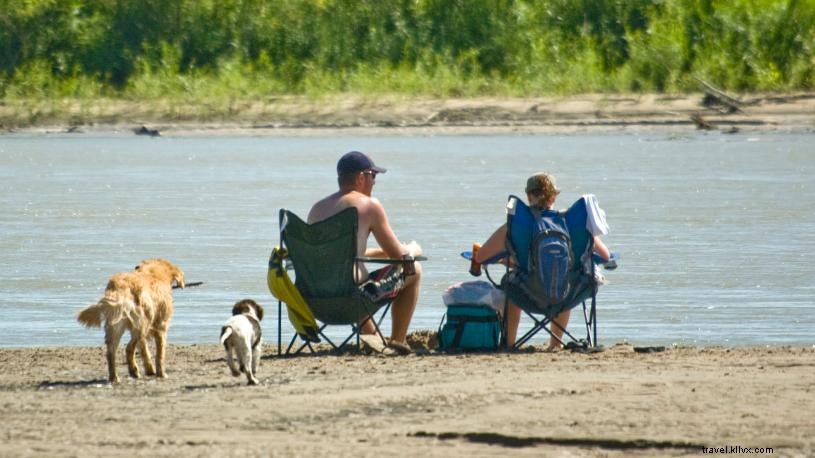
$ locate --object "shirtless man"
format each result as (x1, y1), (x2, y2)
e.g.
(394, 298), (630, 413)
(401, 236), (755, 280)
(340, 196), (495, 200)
(308, 151), (422, 354)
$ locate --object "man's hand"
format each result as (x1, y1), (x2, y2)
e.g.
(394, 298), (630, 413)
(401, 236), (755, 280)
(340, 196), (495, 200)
(404, 240), (422, 257)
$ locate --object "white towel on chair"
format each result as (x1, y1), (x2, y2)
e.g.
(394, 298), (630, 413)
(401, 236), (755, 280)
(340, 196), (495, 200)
(583, 194), (609, 236)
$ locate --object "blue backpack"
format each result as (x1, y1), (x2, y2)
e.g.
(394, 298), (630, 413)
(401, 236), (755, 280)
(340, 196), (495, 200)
(527, 210), (573, 305)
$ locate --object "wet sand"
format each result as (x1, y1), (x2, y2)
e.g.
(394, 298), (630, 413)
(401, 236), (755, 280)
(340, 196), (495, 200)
(1, 341), (813, 457)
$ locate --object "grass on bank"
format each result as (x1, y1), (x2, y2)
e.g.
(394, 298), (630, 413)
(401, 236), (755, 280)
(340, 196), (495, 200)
(0, 49), (769, 128)
(2, 0), (814, 127)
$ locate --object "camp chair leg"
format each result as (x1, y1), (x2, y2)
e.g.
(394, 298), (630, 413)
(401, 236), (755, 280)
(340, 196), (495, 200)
(579, 295), (599, 348)
(285, 327), (347, 355)
(513, 309), (583, 350)
(375, 303), (391, 328)
(287, 333), (319, 355)
(278, 299), (283, 356)
(346, 302), (391, 354)
(285, 334), (297, 354)
(335, 327), (360, 354)
(514, 330), (535, 349)
(281, 302), (392, 356)
(591, 295), (598, 347)
(550, 318), (583, 348)
(514, 311), (548, 348)
(318, 332), (340, 352)
(286, 334), (307, 355)
(285, 324), (328, 355)
(581, 300), (593, 347)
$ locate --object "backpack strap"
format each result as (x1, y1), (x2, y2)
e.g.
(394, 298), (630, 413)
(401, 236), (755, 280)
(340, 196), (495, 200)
(451, 320), (466, 348)
(437, 312), (447, 337)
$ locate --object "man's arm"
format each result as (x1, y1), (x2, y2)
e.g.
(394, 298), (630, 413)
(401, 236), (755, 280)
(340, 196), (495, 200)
(367, 198), (408, 259)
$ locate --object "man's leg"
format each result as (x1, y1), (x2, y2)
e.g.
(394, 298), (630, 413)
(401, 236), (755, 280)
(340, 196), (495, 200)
(389, 261), (421, 344)
(359, 316), (378, 335)
(358, 262), (410, 337)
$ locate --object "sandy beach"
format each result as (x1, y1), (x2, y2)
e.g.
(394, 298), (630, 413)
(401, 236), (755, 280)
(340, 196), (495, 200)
(4, 92), (814, 136)
(1, 340), (813, 457)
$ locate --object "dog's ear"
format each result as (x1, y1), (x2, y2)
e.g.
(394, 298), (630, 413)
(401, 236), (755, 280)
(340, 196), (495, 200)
(232, 299), (251, 316)
(232, 299), (262, 319)
(134, 258), (153, 272)
(135, 258), (156, 270)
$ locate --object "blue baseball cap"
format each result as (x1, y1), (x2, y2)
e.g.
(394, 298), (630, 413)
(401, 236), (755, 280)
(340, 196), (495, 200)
(336, 151), (387, 176)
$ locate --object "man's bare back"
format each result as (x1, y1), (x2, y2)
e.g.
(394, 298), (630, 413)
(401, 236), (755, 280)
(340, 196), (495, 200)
(308, 190), (397, 258)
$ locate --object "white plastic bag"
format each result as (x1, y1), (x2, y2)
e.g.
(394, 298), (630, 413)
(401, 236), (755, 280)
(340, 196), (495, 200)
(442, 280), (505, 315)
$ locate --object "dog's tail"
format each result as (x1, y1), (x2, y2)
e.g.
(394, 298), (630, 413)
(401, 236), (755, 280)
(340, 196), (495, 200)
(219, 326), (233, 346)
(77, 299), (107, 328)
(77, 291), (136, 328)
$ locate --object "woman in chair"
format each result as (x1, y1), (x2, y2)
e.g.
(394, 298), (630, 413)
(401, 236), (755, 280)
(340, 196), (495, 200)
(474, 172), (610, 350)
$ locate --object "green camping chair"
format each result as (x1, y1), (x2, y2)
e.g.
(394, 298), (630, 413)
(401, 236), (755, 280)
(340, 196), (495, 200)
(275, 207), (418, 355)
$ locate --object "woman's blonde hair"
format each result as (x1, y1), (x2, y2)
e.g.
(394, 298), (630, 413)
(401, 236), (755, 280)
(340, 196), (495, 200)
(525, 172), (560, 208)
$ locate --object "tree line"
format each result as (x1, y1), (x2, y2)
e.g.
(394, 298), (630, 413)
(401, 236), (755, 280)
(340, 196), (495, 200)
(1, 0), (813, 99)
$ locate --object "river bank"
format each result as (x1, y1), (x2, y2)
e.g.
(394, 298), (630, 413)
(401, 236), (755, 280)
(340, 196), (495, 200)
(2, 92), (814, 136)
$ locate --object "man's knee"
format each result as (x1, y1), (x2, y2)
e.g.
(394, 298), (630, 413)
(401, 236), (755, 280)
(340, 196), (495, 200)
(405, 261), (422, 286)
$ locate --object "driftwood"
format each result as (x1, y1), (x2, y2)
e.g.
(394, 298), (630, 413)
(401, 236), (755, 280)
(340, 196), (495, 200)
(690, 112), (714, 130)
(697, 78), (743, 114)
(134, 125), (160, 137)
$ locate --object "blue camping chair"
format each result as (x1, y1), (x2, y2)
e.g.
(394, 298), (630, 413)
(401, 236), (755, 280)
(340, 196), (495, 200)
(500, 195), (617, 350)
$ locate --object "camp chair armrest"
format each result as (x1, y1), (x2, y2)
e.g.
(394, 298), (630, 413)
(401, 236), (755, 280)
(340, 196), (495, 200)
(593, 252), (619, 270)
(355, 255), (427, 264)
(356, 255), (426, 277)
(460, 250), (507, 265)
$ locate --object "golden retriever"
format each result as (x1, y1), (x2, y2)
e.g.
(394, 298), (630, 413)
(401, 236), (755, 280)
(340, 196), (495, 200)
(77, 258), (185, 383)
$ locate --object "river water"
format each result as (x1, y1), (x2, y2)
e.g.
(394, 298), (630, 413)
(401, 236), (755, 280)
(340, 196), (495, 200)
(1, 131), (812, 348)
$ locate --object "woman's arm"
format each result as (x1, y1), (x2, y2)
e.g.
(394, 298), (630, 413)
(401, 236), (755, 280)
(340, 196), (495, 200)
(475, 224), (507, 264)
(593, 236), (610, 262)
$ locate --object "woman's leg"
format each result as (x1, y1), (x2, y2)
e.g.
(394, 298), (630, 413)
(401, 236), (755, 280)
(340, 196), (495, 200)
(504, 301), (521, 348)
(547, 309), (571, 350)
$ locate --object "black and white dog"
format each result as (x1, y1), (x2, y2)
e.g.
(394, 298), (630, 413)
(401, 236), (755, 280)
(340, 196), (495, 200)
(219, 299), (264, 385)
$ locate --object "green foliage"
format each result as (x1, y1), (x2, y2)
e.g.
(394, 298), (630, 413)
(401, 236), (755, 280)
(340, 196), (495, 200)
(1, 0), (813, 102)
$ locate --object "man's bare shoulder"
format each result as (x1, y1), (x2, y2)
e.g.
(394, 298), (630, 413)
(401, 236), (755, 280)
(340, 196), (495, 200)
(355, 194), (385, 217)
(308, 191), (375, 223)
(308, 192), (340, 223)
